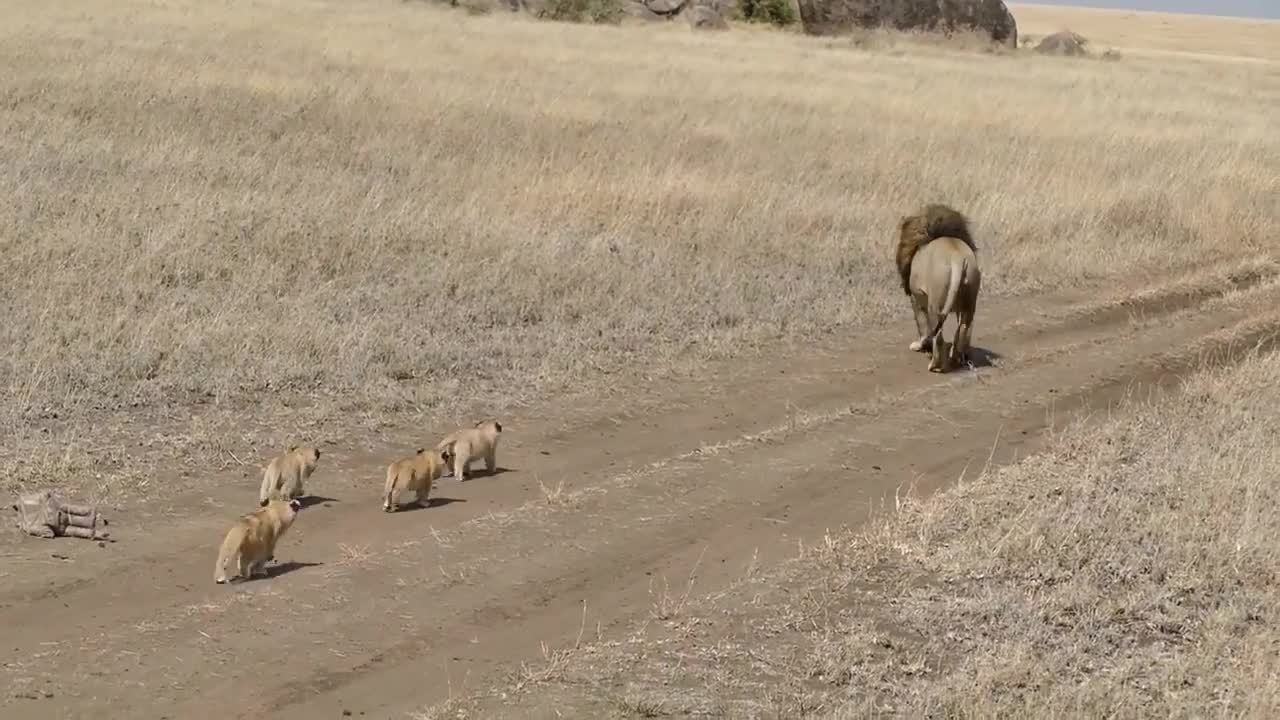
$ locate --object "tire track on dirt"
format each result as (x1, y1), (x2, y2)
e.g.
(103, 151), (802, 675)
(250, 282), (1280, 720)
(1, 263), (1276, 719)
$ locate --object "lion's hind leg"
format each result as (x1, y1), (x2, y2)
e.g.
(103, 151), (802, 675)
(237, 554), (253, 582)
(954, 311), (974, 367)
(954, 281), (978, 366)
(908, 295), (932, 353)
(929, 337), (953, 373)
(955, 268), (980, 367)
(385, 483), (401, 513)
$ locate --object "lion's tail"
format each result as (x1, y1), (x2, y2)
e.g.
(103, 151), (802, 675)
(931, 257), (964, 340)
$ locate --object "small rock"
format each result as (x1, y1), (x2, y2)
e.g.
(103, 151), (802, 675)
(687, 5), (727, 29)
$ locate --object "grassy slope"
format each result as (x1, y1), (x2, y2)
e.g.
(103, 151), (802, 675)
(2, 0), (1277, 499)
(456, 335), (1280, 719)
(1012, 2), (1280, 61)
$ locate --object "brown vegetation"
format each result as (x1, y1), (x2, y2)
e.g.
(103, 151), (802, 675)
(2, 2), (1280, 716)
(2, 0), (1275, 502)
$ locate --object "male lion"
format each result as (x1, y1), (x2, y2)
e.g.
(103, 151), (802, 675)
(907, 234), (981, 369)
(895, 204), (977, 297)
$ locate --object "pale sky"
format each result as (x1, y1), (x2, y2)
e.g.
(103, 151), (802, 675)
(1015, 1), (1280, 19)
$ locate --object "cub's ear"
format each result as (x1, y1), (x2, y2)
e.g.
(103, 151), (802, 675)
(287, 445), (298, 453)
(440, 450), (450, 462)
(415, 447), (426, 455)
(259, 498), (269, 507)
(494, 422), (503, 432)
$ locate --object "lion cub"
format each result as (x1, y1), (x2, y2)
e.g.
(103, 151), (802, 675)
(435, 420), (502, 480)
(384, 447), (451, 512)
(214, 498), (302, 584)
(258, 446), (322, 507)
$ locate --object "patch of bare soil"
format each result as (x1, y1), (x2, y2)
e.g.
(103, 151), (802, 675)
(2, 259), (1279, 719)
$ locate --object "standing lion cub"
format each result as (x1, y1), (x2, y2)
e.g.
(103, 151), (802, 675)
(435, 420), (502, 481)
(214, 498), (302, 584)
(384, 447), (451, 512)
(258, 446), (322, 506)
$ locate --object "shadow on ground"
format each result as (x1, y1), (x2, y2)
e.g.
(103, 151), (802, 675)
(966, 346), (1003, 369)
(455, 467), (515, 481)
(388, 497), (467, 512)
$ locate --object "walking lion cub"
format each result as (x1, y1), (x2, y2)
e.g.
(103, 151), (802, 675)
(214, 498), (303, 584)
(383, 447), (451, 512)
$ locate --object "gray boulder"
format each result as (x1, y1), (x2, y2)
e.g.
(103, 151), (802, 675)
(688, 5), (729, 28)
(1035, 30), (1089, 56)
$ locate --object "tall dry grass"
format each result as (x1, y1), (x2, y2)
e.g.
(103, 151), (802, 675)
(467, 344), (1280, 718)
(817, 346), (1280, 717)
(1, 0), (1277, 494)
(1012, 2), (1280, 62)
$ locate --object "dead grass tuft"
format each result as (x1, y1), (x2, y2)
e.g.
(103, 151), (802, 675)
(648, 547), (707, 622)
(514, 600), (591, 692)
(535, 476), (570, 507)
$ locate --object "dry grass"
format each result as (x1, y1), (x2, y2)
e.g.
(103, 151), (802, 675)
(467, 343), (1280, 718)
(2, 0), (1278, 499)
(1012, 3), (1280, 62)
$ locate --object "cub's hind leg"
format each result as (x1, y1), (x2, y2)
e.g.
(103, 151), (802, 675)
(414, 471), (432, 507)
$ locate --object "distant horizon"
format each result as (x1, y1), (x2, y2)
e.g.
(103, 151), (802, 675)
(1012, 0), (1280, 20)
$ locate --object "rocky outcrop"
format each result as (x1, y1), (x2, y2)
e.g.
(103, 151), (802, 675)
(1035, 30), (1088, 56)
(797, 0), (1018, 48)
(687, 5), (729, 28)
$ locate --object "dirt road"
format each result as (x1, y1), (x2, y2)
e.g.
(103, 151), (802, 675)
(3, 262), (1279, 719)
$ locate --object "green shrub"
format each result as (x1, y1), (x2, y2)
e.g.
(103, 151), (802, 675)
(739, 0), (796, 26)
(539, 0), (623, 23)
